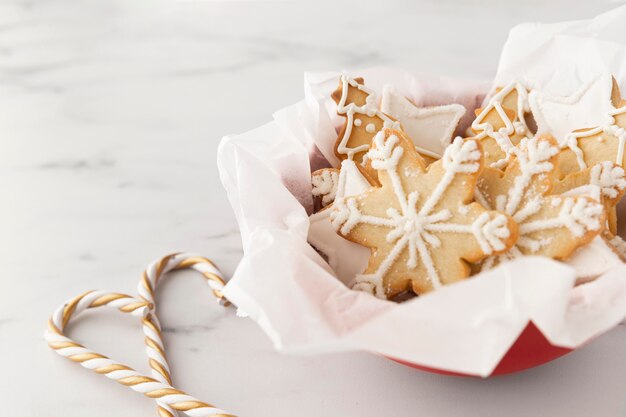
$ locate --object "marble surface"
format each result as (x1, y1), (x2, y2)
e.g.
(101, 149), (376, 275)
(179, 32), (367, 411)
(1, 0), (625, 416)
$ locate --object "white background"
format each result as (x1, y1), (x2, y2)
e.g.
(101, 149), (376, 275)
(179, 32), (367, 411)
(1, 0), (625, 416)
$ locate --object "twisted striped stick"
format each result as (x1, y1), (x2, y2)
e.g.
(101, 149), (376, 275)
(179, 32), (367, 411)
(137, 253), (229, 417)
(45, 253), (234, 417)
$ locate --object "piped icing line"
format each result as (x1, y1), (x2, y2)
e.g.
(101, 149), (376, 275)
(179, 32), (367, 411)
(563, 105), (626, 169)
(472, 80), (531, 168)
(335, 75), (400, 158)
(589, 161), (626, 199)
(502, 137), (559, 215)
(332, 132), (512, 298)
(311, 169), (339, 207)
(518, 197), (603, 237)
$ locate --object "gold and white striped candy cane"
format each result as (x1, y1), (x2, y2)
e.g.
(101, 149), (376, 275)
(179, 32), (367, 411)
(137, 253), (229, 417)
(45, 254), (234, 417)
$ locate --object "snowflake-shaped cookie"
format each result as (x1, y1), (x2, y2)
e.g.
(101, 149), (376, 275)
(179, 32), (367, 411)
(330, 128), (518, 299)
(470, 81), (532, 169)
(476, 135), (606, 270)
(332, 76), (399, 164)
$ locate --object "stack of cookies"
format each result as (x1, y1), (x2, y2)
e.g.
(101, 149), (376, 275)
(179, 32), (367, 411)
(308, 75), (626, 300)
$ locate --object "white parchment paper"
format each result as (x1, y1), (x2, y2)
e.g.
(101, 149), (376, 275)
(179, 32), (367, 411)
(217, 8), (626, 377)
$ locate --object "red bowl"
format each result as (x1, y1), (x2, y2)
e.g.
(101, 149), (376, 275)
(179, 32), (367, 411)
(388, 322), (573, 377)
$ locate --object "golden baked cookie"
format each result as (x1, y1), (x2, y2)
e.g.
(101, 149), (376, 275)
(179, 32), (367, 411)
(475, 135), (606, 270)
(331, 128), (518, 298)
(470, 81), (532, 169)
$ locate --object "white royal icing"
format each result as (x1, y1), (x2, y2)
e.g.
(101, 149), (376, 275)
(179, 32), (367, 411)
(562, 185), (601, 202)
(380, 85), (465, 159)
(472, 80), (531, 168)
(480, 137), (605, 269)
(332, 133), (511, 298)
(589, 161), (626, 199)
(311, 169), (339, 207)
(517, 197), (603, 238)
(335, 75), (400, 158)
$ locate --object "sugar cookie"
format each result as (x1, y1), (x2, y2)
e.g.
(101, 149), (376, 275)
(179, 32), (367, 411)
(332, 76), (400, 165)
(471, 81), (532, 168)
(475, 135), (606, 270)
(331, 128), (518, 298)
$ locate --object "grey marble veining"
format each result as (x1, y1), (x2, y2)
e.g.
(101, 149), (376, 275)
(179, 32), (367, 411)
(1, 1), (625, 416)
